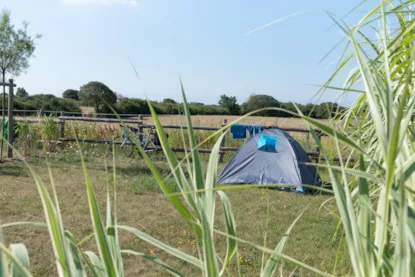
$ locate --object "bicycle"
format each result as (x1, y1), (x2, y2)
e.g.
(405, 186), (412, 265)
(109, 125), (161, 157)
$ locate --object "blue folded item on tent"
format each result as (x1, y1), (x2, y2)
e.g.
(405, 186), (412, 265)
(296, 186), (306, 193)
(247, 124), (263, 137)
(230, 124), (246, 139)
(257, 135), (277, 152)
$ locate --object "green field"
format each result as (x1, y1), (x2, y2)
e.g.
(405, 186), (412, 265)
(0, 149), (348, 276)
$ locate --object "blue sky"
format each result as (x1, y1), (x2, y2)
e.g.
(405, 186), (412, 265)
(2, 0), (372, 105)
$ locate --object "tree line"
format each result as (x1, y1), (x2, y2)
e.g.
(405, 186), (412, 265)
(4, 81), (346, 119)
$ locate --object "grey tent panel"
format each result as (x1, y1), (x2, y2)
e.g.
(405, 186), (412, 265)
(217, 128), (320, 192)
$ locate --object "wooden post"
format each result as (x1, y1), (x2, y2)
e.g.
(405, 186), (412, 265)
(138, 114), (143, 142)
(219, 119), (227, 163)
(7, 79), (14, 158)
(315, 131), (322, 155)
(60, 120), (65, 138)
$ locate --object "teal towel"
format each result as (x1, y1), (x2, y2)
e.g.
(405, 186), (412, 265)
(247, 124), (263, 137)
(230, 124), (246, 139)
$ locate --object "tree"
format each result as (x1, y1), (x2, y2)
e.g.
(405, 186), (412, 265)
(163, 98), (176, 104)
(218, 94), (240, 115)
(16, 87), (28, 97)
(0, 9), (40, 159)
(241, 94), (281, 116)
(62, 89), (79, 100)
(79, 81), (117, 112)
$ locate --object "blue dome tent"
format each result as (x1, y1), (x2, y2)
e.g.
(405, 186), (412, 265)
(217, 128), (321, 192)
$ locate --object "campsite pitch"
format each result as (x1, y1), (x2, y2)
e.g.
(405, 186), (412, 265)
(0, 150), (349, 276)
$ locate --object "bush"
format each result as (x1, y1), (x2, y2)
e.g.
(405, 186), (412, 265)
(115, 98), (150, 114)
(1, 94), (81, 114)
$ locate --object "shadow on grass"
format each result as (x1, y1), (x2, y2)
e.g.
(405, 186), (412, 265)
(0, 163), (27, 177)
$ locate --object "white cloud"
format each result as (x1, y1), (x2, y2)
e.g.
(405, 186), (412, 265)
(62, 0), (137, 7)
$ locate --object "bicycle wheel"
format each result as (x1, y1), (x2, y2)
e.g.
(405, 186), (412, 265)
(110, 136), (134, 157)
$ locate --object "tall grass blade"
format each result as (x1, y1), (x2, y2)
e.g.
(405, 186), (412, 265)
(121, 250), (184, 277)
(146, 101), (198, 219)
(64, 231), (87, 277)
(0, 230), (8, 276)
(356, 155), (374, 275)
(117, 225), (203, 269)
(180, 80), (205, 192)
(84, 251), (105, 276)
(217, 191), (237, 276)
(32, 174), (70, 277)
(205, 132), (227, 232)
(0, 230), (32, 277)
(393, 171), (410, 277)
(200, 211), (219, 276)
(9, 244), (30, 277)
(261, 210), (304, 277)
(126, 103), (195, 228)
(80, 157), (118, 277)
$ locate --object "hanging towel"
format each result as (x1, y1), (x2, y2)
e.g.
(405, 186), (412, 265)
(230, 124), (246, 139)
(247, 124), (263, 137)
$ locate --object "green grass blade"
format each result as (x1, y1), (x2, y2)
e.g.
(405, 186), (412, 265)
(80, 157), (117, 277)
(104, 160), (123, 275)
(117, 225), (203, 269)
(380, 2), (394, 137)
(0, 242), (32, 277)
(297, 113), (366, 154)
(0, 222), (47, 229)
(64, 231), (86, 277)
(205, 132), (227, 233)
(121, 249), (184, 277)
(393, 171), (410, 277)
(0, 230), (8, 277)
(9, 244), (30, 277)
(122, 103), (195, 229)
(84, 251), (106, 277)
(32, 174), (70, 277)
(261, 210), (304, 277)
(357, 155), (374, 275)
(200, 210), (219, 276)
(180, 79), (205, 192)
(217, 191), (237, 276)
(110, 154), (124, 276)
(147, 101), (199, 218)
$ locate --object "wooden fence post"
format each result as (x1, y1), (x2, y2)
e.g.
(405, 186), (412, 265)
(7, 79), (14, 158)
(315, 131), (322, 155)
(60, 120), (65, 138)
(138, 114), (143, 142)
(219, 119), (227, 163)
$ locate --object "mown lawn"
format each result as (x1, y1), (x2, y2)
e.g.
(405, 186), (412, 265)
(0, 150), (350, 276)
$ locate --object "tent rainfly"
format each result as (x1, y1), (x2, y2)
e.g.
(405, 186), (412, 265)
(217, 128), (321, 192)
